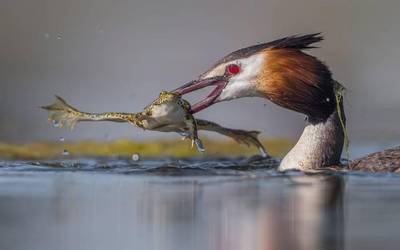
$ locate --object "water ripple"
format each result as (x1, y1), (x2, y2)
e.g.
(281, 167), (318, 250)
(0, 156), (280, 177)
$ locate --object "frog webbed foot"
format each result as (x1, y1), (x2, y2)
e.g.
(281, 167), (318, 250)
(178, 132), (205, 153)
(193, 138), (205, 153)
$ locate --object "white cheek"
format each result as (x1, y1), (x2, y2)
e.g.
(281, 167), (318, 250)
(218, 54), (264, 101)
(237, 53), (264, 80)
(218, 81), (257, 100)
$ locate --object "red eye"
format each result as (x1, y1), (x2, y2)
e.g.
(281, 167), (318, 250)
(227, 64), (241, 75)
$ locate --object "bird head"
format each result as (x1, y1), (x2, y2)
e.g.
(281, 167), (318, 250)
(173, 33), (336, 120)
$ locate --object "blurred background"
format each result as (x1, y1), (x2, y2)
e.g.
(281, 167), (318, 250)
(1, 0), (400, 149)
(2, 2), (400, 249)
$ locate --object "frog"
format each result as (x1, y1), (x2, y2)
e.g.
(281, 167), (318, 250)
(42, 91), (267, 156)
(136, 91), (204, 151)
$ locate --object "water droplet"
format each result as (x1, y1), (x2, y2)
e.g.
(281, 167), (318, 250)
(131, 153), (140, 161)
(52, 120), (61, 127)
(57, 34), (62, 40)
(44, 33), (50, 39)
(62, 149), (69, 156)
(59, 137), (65, 142)
(326, 97), (330, 102)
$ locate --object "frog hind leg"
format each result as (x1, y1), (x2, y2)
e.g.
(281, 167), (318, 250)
(196, 119), (268, 157)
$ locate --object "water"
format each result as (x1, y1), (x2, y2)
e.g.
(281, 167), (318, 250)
(0, 157), (399, 250)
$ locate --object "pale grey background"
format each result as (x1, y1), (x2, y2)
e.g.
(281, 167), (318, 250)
(1, 0), (399, 145)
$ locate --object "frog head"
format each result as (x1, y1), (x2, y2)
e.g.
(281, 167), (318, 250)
(156, 91), (181, 105)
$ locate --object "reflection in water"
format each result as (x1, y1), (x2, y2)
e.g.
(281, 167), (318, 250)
(285, 176), (344, 250)
(0, 169), (349, 250)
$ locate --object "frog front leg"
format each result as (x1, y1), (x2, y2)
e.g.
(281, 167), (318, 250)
(183, 114), (205, 153)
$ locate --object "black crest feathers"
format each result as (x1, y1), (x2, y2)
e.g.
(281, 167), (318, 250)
(210, 33), (324, 67)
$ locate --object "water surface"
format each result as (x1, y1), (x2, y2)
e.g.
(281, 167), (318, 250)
(0, 157), (399, 250)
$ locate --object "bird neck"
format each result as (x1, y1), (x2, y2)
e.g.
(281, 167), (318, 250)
(279, 102), (345, 171)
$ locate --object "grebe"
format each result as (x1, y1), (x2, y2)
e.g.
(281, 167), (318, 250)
(42, 92), (267, 156)
(173, 33), (400, 173)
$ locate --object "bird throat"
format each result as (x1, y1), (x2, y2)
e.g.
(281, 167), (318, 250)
(278, 82), (347, 171)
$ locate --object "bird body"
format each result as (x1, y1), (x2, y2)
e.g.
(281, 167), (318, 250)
(350, 146), (400, 173)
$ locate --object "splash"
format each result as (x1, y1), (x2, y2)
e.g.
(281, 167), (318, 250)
(131, 154), (140, 161)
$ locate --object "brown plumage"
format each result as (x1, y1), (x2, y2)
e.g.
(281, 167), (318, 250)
(258, 48), (334, 120)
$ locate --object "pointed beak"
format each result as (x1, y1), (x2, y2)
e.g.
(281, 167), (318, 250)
(172, 76), (228, 113)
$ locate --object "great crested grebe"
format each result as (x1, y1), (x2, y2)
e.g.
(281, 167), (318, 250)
(173, 33), (400, 173)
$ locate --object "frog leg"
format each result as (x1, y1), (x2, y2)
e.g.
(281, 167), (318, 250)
(42, 95), (142, 130)
(183, 114), (205, 152)
(196, 119), (268, 157)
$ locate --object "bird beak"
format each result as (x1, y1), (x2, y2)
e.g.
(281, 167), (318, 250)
(172, 76), (228, 113)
